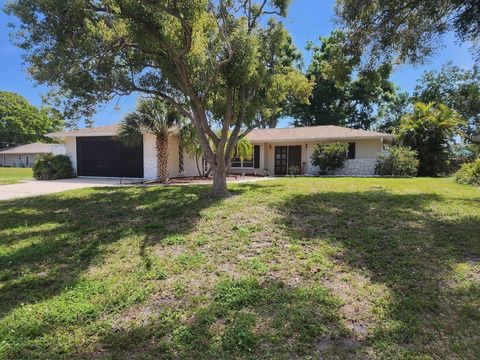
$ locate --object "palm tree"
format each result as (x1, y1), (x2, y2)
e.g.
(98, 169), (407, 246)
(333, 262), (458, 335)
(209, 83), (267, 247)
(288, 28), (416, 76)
(178, 123), (204, 176)
(117, 98), (180, 183)
(398, 102), (465, 176)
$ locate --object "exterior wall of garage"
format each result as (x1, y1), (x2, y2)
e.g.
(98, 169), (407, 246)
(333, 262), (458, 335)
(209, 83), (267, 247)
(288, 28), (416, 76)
(65, 137), (77, 174)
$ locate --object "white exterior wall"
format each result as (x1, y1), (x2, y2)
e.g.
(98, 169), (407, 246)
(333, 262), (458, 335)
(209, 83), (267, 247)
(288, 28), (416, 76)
(65, 138), (77, 175)
(144, 133), (194, 180)
(0, 154), (37, 167)
(143, 133), (157, 180)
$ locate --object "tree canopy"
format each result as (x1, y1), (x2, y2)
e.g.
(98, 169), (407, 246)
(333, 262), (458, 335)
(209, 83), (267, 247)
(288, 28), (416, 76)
(0, 91), (63, 148)
(413, 63), (480, 140)
(291, 31), (397, 130)
(398, 102), (465, 176)
(6, 0), (312, 196)
(335, 0), (480, 65)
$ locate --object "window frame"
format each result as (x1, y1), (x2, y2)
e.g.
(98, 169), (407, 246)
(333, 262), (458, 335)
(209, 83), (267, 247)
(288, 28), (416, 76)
(230, 145), (259, 169)
(347, 142), (356, 160)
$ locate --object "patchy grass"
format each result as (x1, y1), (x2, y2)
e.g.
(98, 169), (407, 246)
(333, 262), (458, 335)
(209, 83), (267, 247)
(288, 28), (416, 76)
(0, 178), (479, 359)
(0, 167), (33, 185)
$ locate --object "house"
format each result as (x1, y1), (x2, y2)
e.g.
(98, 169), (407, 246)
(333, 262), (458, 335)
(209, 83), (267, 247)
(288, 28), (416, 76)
(0, 143), (66, 167)
(47, 125), (394, 179)
(473, 135), (480, 143)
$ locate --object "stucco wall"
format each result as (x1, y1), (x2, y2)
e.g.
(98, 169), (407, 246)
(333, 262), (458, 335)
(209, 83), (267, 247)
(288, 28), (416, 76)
(65, 138), (77, 175)
(144, 133), (195, 180)
(0, 154), (38, 167)
(143, 133), (157, 180)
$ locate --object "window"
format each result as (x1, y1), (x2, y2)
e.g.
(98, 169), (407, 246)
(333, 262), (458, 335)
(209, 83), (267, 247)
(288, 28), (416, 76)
(178, 144), (184, 174)
(230, 145), (259, 168)
(347, 143), (356, 159)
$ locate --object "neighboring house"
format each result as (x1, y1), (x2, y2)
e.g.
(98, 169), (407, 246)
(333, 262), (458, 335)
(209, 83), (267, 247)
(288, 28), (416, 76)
(0, 143), (66, 167)
(473, 135), (480, 143)
(48, 124), (393, 179)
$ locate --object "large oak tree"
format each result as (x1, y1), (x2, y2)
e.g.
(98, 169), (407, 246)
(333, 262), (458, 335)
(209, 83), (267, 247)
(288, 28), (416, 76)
(0, 91), (63, 148)
(6, 0), (312, 196)
(335, 0), (480, 64)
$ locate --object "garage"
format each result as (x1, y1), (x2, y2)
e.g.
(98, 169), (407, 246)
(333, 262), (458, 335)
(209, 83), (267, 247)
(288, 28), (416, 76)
(76, 136), (143, 178)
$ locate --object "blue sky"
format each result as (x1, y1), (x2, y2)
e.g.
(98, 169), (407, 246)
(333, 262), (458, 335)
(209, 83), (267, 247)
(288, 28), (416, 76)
(0, 0), (475, 128)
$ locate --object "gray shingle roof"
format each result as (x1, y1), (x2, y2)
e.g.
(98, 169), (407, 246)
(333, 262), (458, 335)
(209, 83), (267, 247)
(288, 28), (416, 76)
(0, 143), (66, 155)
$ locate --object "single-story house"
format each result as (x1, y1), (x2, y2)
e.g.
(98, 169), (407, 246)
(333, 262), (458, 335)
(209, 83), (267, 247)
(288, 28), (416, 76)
(48, 124), (394, 179)
(0, 143), (66, 167)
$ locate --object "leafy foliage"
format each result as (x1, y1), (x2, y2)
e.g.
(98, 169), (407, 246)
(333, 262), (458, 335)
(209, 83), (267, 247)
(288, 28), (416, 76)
(377, 92), (412, 133)
(375, 146), (419, 177)
(6, 0), (312, 195)
(335, 0), (480, 64)
(413, 63), (480, 139)
(32, 154), (74, 180)
(117, 98), (181, 182)
(456, 158), (480, 187)
(291, 31), (396, 130)
(398, 102), (465, 176)
(311, 142), (347, 174)
(0, 91), (63, 148)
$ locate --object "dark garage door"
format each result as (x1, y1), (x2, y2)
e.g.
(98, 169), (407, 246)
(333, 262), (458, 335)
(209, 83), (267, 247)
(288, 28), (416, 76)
(76, 136), (143, 178)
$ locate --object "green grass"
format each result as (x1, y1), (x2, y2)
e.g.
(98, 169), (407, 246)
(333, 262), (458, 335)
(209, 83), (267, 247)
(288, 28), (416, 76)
(0, 167), (33, 185)
(0, 178), (479, 359)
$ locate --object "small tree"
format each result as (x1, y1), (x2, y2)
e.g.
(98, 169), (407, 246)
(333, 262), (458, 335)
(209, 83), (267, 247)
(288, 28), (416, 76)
(398, 102), (465, 176)
(117, 99), (181, 183)
(311, 143), (348, 175)
(375, 146), (419, 177)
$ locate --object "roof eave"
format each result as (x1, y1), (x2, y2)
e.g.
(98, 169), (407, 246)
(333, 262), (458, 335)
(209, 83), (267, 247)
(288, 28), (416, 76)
(248, 135), (394, 144)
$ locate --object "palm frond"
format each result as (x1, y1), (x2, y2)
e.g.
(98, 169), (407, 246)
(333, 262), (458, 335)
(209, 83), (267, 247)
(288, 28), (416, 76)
(116, 113), (143, 148)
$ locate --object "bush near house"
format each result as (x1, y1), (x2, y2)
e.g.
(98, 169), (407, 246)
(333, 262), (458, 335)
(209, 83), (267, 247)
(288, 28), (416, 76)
(456, 158), (480, 186)
(33, 154), (74, 180)
(375, 146), (419, 177)
(311, 142), (347, 175)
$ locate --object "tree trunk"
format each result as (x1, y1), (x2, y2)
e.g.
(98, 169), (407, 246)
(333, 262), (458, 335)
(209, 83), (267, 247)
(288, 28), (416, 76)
(195, 155), (202, 177)
(211, 164), (229, 197)
(156, 134), (168, 183)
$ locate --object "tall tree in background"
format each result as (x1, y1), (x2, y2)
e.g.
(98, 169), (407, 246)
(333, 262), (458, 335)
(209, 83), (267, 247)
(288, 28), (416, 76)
(0, 91), (63, 148)
(335, 0), (480, 64)
(413, 63), (480, 139)
(291, 31), (396, 130)
(398, 102), (465, 176)
(377, 91), (411, 133)
(6, 1), (312, 197)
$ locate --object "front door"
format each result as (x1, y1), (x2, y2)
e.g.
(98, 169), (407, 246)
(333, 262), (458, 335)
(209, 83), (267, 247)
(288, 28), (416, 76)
(275, 145), (302, 175)
(274, 146), (288, 175)
(288, 146), (302, 174)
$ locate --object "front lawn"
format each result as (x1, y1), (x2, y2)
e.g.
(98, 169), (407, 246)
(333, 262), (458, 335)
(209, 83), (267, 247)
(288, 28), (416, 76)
(0, 178), (478, 359)
(0, 167), (33, 185)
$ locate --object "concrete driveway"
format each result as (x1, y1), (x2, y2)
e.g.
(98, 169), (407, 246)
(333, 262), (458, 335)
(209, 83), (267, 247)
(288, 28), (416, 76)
(0, 178), (128, 201)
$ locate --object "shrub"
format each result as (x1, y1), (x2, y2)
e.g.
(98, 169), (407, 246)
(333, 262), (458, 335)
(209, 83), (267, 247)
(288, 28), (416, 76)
(288, 165), (299, 176)
(455, 158), (480, 187)
(375, 146), (419, 177)
(311, 142), (347, 175)
(33, 154), (74, 180)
